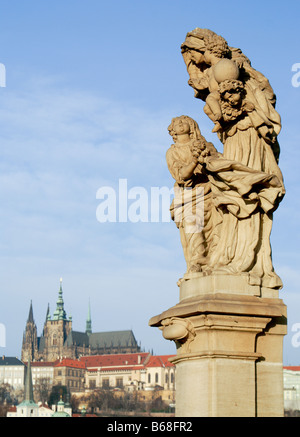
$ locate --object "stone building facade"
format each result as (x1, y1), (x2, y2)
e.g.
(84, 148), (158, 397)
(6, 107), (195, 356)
(82, 352), (176, 392)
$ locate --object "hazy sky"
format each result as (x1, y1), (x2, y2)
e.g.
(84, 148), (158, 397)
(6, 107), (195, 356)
(0, 0), (299, 363)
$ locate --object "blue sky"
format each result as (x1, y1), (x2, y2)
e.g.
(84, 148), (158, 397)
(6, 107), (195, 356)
(0, 0), (299, 363)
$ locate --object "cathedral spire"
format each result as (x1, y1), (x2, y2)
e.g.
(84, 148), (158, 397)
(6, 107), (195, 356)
(27, 300), (34, 323)
(45, 303), (50, 321)
(52, 278), (67, 321)
(21, 301), (38, 362)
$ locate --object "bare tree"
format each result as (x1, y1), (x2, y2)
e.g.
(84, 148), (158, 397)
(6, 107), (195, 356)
(34, 377), (52, 404)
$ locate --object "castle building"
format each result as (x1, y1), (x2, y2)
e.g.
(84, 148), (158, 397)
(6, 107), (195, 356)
(21, 279), (140, 362)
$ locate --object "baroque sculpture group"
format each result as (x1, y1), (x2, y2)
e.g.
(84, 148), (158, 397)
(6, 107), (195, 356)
(167, 28), (285, 290)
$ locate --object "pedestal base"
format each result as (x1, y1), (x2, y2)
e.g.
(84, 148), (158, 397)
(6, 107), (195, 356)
(149, 275), (287, 417)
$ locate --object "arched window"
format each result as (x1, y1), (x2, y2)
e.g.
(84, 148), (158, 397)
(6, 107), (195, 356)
(155, 372), (158, 383)
(148, 373), (151, 383)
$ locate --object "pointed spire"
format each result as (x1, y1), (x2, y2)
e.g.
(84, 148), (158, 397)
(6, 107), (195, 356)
(24, 358), (34, 402)
(27, 300), (34, 324)
(45, 303), (50, 321)
(52, 278), (67, 321)
(86, 299), (92, 335)
(42, 303), (50, 336)
(45, 303), (51, 323)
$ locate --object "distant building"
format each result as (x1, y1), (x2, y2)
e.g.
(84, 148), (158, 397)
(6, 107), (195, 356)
(51, 397), (72, 417)
(21, 279), (141, 362)
(145, 354), (175, 390)
(81, 352), (176, 392)
(54, 358), (86, 393)
(37, 403), (54, 417)
(0, 356), (25, 389)
(283, 366), (300, 412)
(30, 360), (57, 386)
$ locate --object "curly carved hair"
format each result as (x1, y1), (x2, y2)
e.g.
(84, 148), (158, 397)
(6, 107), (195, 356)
(206, 35), (230, 58)
(218, 79), (245, 95)
(168, 115), (202, 141)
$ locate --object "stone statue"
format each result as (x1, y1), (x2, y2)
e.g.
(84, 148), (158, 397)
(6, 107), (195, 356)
(166, 115), (217, 274)
(167, 29), (285, 289)
(181, 28), (281, 160)
(150, 28), (287, 418)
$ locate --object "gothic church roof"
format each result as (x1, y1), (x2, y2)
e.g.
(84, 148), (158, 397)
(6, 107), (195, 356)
(64, 329), (138, 349)
(88, 330), (138, 349)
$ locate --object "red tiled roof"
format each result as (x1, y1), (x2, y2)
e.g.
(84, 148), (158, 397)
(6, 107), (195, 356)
(80, 353), (175, 370)
(7, 406), (17, 412)
(55, 358), (86, 369)
(284, 366), (300, 371)
(145, 355), (175, 368)
(80, 352), (150, 368)
(39, 403), (52, 410)
(30, 360), (59, 367)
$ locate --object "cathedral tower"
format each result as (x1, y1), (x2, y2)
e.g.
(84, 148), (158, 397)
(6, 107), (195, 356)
(21, 301), (39, 362)
(42, 278), (72, 361)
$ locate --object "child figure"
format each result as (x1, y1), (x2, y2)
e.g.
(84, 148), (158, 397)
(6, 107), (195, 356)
(202, 58), (242, 132)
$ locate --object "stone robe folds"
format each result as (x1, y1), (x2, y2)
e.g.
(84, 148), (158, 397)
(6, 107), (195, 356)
(166, 128), (285, 288)
(205, 152), (284, 289)
(166, 140), (213, 274)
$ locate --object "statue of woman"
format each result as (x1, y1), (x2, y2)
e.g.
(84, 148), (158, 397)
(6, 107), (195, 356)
(166, 115), (218, 276)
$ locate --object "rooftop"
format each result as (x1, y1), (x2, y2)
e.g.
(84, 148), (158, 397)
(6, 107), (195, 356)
(284, 366), (300, 371)
(27, 360), (59, 367)
(54, 358), (86, 369)
(0, 356), (25, 366)
(80, 353), (175, 369)
(80, 352), (150, 368)
(145, 355), (175, 368)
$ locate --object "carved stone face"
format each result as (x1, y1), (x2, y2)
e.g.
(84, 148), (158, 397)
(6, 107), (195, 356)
(188, 49), (205, 65)
(173, 118), (191, 136)
(223, 90), (242, 106)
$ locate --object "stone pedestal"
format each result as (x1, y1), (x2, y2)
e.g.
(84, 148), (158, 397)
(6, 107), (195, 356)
(149, 274), (287, 417)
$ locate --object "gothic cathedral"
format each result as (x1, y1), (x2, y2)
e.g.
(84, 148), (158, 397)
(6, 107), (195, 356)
(21, 279), (140, 362)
